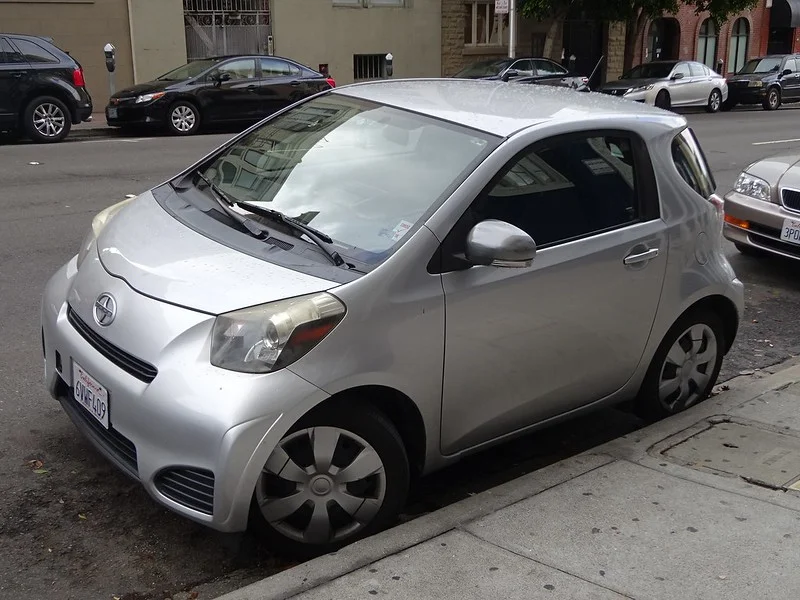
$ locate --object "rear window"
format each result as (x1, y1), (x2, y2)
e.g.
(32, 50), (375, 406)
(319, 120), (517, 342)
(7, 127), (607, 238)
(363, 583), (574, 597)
(11, 38), (59, 64)
(672, 128), (716, 198)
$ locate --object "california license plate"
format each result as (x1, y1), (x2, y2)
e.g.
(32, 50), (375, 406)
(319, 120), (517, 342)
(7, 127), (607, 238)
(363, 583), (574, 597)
(73, 362), (109, 429)
(107, 107), (118, 119)
(781, 218), (800, 245)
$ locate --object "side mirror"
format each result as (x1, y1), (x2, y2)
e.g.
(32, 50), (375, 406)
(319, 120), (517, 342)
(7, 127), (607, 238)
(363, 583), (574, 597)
(670, 72), (684, 80)
(212, 72), (231, 84)
(501, 69), (519, 82)
(465, 219), (536, 268)
(782, 68), (793, 77)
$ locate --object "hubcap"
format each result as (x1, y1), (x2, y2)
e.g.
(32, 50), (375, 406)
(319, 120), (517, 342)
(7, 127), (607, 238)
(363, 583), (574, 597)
(171, 106), (196, 132)
(256, 426), (386, 544)
(771, 91), (779, 107)
(658, 324), (718, 413)
(33, 103), (65, 137)
(711, 92), (720, 110)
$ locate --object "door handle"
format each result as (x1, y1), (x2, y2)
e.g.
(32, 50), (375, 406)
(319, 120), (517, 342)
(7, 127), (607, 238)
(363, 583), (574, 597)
(246, 85), (258, 92)
(290, 81), (301, 86)
(624, 248), (659, 265)
(11, 72), (24, 78)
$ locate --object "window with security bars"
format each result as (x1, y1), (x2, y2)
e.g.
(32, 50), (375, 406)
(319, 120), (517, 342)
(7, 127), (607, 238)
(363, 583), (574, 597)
(354, 54), (386, 80)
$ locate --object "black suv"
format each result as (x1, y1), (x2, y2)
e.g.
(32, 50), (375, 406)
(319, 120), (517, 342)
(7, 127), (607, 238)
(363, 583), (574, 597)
(724, 54), (800, 111)
(0, 33), (93, 143)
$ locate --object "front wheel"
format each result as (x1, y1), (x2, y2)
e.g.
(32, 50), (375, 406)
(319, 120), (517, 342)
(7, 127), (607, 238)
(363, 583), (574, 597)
(251, 404), (410, 558)
(167, 101), (200, 135)
(706, 89), (722, 113)
(635, 309), (725, 422)
(655, 90), (671, 111)
(763, 87), (781, 111)
(720, 99), (736, 112)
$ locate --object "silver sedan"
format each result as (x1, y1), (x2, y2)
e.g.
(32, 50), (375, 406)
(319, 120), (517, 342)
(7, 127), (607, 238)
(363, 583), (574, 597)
(42, 80), (743, 557)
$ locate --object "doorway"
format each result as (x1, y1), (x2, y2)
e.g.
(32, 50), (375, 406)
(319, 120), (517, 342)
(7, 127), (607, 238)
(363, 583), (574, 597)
(647, 18), (680, 62)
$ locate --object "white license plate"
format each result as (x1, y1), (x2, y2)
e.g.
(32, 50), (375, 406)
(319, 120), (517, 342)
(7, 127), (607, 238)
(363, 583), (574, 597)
(107, 107), (118, 119)
(73, 362), (109, 429)
(781, 218), (800, 245)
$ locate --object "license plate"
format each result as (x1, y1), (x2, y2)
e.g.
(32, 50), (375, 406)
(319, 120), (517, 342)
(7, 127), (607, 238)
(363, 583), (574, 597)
(73, 362), (109, 429)
(781, 218), (800, 245)
(107, 107), (118, 119)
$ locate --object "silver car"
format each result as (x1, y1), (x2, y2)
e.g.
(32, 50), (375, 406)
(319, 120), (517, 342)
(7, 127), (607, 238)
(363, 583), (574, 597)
(600, 60), (729, 112)
(41, 80), (743, 556)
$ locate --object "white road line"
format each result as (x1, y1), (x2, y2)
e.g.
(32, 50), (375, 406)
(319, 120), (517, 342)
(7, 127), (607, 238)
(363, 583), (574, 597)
(752, 138), (800, 146)
(74, 138), (145, 144)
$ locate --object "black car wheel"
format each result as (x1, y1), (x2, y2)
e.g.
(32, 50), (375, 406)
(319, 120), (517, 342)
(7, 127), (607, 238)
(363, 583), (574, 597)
(167, 101), (200, 135)
(720, 99), (736, 112)
(706, 89), (722, 113)
(251, 403), (410, 559)
(655, 90), (671, 110)
(24, 96), (71, 143)
(763, 87), (781, 111)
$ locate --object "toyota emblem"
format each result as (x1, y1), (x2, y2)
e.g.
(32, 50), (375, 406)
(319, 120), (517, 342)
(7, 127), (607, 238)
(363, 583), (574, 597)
(93, 293), (117, 327)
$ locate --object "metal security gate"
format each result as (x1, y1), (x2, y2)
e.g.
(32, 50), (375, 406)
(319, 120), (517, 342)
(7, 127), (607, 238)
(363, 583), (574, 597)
(184, 0), (270, 61)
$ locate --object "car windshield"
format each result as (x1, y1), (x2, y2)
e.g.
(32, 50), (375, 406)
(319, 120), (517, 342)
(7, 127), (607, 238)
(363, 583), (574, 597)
(157, 58), (221, 81)
(197, 95), (496, 266)
(455, 59), (513, 78)
(621, 63), (676, 79)
(739, 57), (783, 74)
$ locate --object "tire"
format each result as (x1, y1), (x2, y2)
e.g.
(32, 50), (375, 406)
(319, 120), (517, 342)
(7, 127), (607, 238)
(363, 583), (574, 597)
(763, 87), (781, 111)
(655, 90), (671, 111)
(166, 101), (200, 135)
(23, 96), (71, 143)
(735, 242), (764, 257)
(706, 89), (723, 113)
(250, 403), (410, 558)
(635, 309), (725, 422)
(720, 99), (736, 112)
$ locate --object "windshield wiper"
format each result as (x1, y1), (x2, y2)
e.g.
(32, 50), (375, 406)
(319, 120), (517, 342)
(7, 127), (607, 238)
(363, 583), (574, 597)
(194, 170), (269, 239)
(235, 201), (346, 267)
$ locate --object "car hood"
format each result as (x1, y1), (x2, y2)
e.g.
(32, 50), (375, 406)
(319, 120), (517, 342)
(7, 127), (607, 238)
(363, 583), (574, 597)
(95, 192), (338, 315)
(601, 77), (662, 90)
(728, 72), (775, 83)
(111, 79), (179, 99)
(742, 153), (800, 189)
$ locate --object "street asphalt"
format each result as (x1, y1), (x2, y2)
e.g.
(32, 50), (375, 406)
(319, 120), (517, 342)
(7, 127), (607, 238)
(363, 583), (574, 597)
(2, 105), (800, 600)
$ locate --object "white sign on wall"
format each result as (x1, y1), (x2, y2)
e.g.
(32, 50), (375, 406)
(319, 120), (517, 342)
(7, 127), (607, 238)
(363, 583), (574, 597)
(495, 0), (509, 14)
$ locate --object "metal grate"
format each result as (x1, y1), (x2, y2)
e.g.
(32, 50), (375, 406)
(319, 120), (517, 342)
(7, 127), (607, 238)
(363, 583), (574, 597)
(353, 54), (386, 80)
(782, 188), (800, 212)
(67, 306), (158, 384)
(155, 467), (215, 515)
(184, 0), (270, 60)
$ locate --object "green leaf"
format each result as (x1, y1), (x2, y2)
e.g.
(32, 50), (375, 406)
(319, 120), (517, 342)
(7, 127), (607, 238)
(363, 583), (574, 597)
(32, 468), (49, 475)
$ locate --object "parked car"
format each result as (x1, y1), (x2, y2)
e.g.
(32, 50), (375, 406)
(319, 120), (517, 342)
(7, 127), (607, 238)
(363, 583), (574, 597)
(599, 60), (728, 112)
(0, 33), (92, 143)
(43, 79), (743, 557)
(455, 57), (589, 88)
(723, 54), (800, 111)
(106, 55), (335, 135)
(723, 153), (800, 258)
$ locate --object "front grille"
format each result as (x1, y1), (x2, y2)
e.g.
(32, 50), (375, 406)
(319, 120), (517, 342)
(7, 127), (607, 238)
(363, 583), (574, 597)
(601, 88), (628, 96)
(782, 188), (800, 212)
(67, 306), (158, 383)
(60, 381), (139, 477)
(154, 468), (215, 515)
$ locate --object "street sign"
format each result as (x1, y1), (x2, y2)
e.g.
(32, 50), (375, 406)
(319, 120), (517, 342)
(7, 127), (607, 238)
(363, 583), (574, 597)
(495, 0), (508, 14)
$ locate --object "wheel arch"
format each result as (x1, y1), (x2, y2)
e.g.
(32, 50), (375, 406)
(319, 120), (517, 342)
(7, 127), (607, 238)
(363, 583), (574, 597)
(676, 294), (739, 354)
(18, 87), (77, 126)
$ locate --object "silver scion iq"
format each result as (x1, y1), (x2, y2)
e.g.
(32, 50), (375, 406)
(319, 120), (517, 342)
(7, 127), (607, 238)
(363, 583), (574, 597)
(42, 79), (743, 556)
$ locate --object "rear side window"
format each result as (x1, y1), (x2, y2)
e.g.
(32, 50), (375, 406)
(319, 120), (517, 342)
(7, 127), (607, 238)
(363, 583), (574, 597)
(672, 129), (716, 198)
(261, 58), (299, 77)
(11, 38), (59, 63)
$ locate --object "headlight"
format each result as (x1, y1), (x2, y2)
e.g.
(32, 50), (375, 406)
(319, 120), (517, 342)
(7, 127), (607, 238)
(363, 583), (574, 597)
(135, 92), (166, 104)
(748, 80), (763, 88)
(733, 172), (771, 202)
(630, 84), (654, 93)
(211, 292), (346, 374)
(76, 197), (135, 268)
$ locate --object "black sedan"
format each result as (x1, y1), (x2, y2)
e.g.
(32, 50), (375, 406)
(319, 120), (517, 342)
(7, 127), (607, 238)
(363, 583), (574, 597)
(454, 57), (589, 89)
(106, 55), (335, 135)
(724, 54), (800, 111)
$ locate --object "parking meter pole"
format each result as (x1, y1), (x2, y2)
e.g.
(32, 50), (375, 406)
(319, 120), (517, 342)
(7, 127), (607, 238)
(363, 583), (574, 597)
(508, 0), (517, 59)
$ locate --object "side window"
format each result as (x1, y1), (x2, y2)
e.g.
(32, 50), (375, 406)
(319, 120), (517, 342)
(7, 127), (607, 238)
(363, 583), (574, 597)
(11, 38), (59, 63)
(216, 58), (256, 81)
(472, 134), (640, 247)
(0, 38), (16, 63)
(510, 59), (533, 76)
(534, 59), (567, 76)
(688, 62), (705, 77)
(786, 58), (798, 72)
(673, 63), (692, 78)
(672, 128), (716, 198)
(261, 58), (298, 77)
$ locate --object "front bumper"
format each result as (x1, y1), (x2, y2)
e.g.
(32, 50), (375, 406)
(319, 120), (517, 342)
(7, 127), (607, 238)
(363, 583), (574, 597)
(723, 190), (800, 260)
(41, 252), (329, 532)
(106, 100), (169, 127)
(727, 86), (767, 104)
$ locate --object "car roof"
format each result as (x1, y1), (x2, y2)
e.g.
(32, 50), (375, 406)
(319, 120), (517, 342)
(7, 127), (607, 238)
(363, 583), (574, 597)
(1, 33), (54, 42)
(335, 78), (677, 137)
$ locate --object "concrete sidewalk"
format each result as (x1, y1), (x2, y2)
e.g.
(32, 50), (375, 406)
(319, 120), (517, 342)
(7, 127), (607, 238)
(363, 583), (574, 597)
(216, 358), (800, 600)
(71, 114), (117, 139)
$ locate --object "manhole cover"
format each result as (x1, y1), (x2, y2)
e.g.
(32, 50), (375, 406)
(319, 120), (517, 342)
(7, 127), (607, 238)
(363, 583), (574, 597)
(663, 422), (800, 489)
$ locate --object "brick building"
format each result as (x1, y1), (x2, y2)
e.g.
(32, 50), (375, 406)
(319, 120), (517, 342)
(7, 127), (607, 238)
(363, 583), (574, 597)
(631, 0), (800, 76)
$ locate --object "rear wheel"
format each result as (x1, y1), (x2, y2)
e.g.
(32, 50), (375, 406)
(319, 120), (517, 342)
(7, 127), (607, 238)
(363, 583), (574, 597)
(166, 101), (200, 135)
(655, 90), (671, 110)
(763, 87), (781, 111)
(706, 89), (722, 113)
(251, 403), (410, 558)
(23, 96), (71, 143)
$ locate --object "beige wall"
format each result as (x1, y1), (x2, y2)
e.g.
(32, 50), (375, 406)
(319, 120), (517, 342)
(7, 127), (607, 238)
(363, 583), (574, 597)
(272, 0), (442, 85)
(127, 0), (187, 83)
(0, 0), (134, 107)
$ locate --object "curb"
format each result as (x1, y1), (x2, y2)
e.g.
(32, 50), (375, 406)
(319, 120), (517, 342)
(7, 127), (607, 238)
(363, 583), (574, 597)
(212, 357), (800, 600)
(69, 127), (121, 140)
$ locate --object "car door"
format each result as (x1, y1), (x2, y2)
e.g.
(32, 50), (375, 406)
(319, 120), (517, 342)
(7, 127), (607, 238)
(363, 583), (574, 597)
(667, 62), (694, 106)
(687, 62), (712, 105)
(257, 57), (310, 117)
(782, 57), (800, 100)
(532, 59), (570, 87)
(436, 129), (668, 455)
(197, 58), (260, 122)
(0, 37), (30, 128)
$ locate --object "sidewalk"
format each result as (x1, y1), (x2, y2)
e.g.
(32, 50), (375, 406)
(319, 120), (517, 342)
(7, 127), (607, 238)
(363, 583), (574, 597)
(71, 113), (116, 139)
(215, 358), (800, 600)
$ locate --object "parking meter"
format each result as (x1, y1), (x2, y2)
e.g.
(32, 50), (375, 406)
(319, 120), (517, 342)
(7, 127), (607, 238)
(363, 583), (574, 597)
(717, 58), (724, 74)
(385, 53), (393, 78)
(104, 43), (116, 96)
